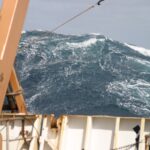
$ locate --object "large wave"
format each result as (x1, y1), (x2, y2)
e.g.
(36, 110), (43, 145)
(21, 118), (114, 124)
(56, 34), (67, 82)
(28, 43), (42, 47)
(15, 31), (150, 116)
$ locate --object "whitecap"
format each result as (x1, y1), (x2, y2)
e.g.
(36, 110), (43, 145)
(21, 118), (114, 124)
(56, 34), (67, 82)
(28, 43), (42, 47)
(125, 43), (150, 57)
(67, 38), (103, 48)
(90, 33), (101, 36)
(127, 56), (150, 66)
(107, 79), (150, 99)
(22, 30), (26, 34)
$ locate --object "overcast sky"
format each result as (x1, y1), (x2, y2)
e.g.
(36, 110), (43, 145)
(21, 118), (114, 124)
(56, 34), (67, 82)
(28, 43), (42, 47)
(1, 0), (150, 48)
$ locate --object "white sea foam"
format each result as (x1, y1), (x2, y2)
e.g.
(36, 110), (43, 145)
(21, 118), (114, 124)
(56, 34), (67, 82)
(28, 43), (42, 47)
(67, 38), (104, 48)
(22, 30), (26, 34)
(107, 79), (150, 115)
(32, 29), (44, 32)
(125, 43), (150, 57)
(127, 56), (150, 66)
(107, 79), (150, 98)
(90, 33), (101, 36)
(29, 93), (41, 103)
(67, 38), (97, 48)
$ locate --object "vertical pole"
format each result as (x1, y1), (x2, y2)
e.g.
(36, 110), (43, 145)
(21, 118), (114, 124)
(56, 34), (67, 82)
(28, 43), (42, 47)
(0, 133), (2, 150)
(139, 118), (145, 150)
(29, 115), (42, 150)
(113, 117), (120, 149)
(58, 116), (68, 150)
(6, 121), (9, 150)
(83, 116), (92, 150)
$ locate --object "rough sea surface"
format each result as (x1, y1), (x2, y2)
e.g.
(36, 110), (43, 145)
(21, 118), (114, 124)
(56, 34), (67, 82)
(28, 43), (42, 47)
(15, 31), (150, 117)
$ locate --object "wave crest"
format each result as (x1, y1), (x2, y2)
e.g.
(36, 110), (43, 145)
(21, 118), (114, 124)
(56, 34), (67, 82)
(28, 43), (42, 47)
(15, 31), (150, 116)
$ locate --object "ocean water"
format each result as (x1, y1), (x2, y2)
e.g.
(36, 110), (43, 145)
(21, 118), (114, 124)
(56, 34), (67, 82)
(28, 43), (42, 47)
(15, 31), (150, 117)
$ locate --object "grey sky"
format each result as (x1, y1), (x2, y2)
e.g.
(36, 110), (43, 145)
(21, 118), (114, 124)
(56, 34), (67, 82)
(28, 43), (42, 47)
(1, 0), (150, 48)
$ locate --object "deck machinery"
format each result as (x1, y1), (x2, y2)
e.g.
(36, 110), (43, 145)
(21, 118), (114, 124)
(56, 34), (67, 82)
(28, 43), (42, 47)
(0, 0), (150, 150)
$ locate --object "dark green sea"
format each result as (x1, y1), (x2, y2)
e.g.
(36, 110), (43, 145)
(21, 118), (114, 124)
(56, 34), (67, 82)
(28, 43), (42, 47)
(15, 31), (150, 117)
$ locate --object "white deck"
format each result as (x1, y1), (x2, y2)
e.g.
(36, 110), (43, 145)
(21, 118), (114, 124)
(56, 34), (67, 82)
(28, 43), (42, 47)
(0, 114), (150, 150)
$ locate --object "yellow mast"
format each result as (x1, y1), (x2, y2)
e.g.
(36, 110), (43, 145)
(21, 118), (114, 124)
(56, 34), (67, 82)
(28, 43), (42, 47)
(0, 0), (29, 113)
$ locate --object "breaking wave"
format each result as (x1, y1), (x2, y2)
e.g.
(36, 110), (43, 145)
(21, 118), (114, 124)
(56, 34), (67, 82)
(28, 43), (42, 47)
(15, 31), (150, 116)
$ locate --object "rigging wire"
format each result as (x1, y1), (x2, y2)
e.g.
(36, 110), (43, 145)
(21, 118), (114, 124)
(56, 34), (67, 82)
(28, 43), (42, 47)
(111, 140), (144, 150)
(51, 0), (105, 33)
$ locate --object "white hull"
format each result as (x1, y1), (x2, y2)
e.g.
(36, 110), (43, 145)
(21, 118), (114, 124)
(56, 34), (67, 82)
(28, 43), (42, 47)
(0, 114), (150, 150)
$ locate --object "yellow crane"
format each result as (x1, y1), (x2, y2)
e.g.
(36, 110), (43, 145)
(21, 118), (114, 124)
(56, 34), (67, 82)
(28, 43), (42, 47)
(0, 0), (29, 113)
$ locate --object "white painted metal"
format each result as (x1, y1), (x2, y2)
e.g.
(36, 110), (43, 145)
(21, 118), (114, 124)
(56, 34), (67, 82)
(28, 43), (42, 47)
(83, 116), (92, 150)
(39, 115), (60, 150)
(1, 115), (150, 150)
(113, 117), (120, 149)
(139, 118), (145, 150)
(0, 117), (35, 149)
(118, 118), (141, 150)
(29, 115), (42, 150)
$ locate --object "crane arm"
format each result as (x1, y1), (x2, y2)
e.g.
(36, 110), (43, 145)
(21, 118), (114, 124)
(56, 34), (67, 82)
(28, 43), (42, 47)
(0, 0), (29, 113)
